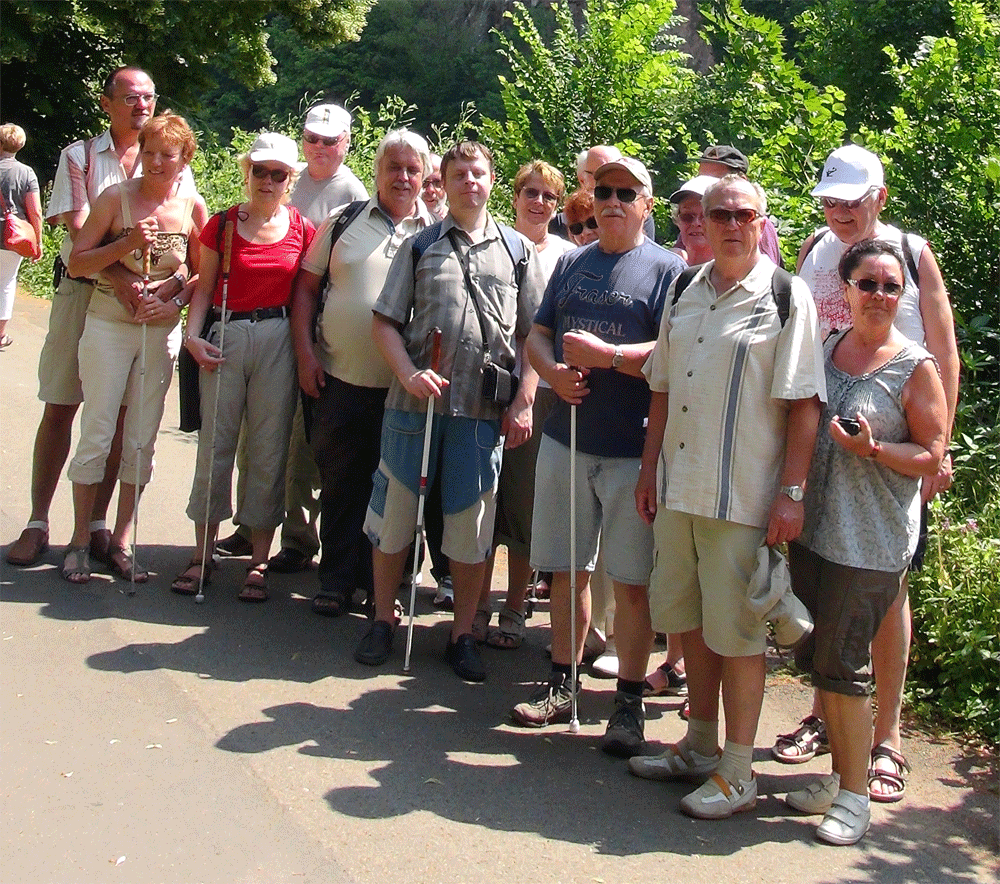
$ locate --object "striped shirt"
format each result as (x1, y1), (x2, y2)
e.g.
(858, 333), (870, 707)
(375, 214), (545, 420)
(644, 256), (826, 529)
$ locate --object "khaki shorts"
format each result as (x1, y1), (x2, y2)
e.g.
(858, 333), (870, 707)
(38, 276), (94, 405)
(648, 507), (766, 657)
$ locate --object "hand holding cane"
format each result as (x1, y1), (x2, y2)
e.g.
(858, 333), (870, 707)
(403, 327), (443, 673)
(128, 245), (152, 596)
(196, 218), (234, 604)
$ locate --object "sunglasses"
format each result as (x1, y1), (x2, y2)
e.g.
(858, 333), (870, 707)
(122, 92), (158, 106)
(303, 131), (345, 147)
(521, 186), (559, 204)
(848, 278), (903, 297)
(707, 207), (760, 226)
(821, 190), (876, 210)
(677, 211), (704, 225)
(593, 185), (642, 203)
(251, 164), (290, 183)
(568, 217), (599, 236)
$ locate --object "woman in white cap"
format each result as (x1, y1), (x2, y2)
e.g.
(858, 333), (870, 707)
(771, 143), (958, 806)
(175, 132), (315, 601)
(667, 175), (716, 266)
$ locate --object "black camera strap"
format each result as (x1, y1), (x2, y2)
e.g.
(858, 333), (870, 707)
(446, 228), (498, 367)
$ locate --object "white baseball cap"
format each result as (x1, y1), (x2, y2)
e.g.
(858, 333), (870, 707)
(811, 144), (884, 200)
(669, 175), (718, 203)
(594, 157), (653, 194)
(246, 132), (306, 171)
(304, 104), (351, 139)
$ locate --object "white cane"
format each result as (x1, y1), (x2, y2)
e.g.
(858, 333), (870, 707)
(129, 245), (151, 597)
(403, 327), (443, 673)
(568, 402), (580, 733)
(196, 219), (234, 604)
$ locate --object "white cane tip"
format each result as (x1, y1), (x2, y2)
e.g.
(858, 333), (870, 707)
(195, 593), (205, 604)
(569, 719), (580, 734)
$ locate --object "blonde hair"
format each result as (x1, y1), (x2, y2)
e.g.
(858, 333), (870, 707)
(513, 160), (565, 201)
(238, 154), (301, 203)
(0, 123), (27, 153)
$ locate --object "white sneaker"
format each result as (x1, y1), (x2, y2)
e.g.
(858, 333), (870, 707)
(680, 772), (757, 819)
(816, 791), (871, 845)
(432, 576), (454, 610)
(591, 637), (619, 678)
(785, 773), (840, 814)
(628, 743), (721, 781)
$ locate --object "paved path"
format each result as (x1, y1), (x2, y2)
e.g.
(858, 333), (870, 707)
(1, 294), (996, 883)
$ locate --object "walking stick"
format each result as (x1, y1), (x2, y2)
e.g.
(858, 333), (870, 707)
(196, 218), (235, 604)
(568, 401), (580, 733)
(403, 327), (443, 673)
(128, 245), (151, 596)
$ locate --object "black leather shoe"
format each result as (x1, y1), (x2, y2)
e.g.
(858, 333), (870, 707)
(268, 547), (313, 573)
(354, 620), (394, 666)
(215, 532), (253, 557)
(445, 633), (486, 682)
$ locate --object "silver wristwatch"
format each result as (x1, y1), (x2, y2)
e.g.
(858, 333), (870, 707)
(612, 345), (624, 369)
(171, 295), (184, 310)
(780, 484), (805, 502)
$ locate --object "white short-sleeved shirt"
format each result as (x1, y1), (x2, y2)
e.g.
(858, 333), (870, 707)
(290, 165), (368, 226)
(644, 256), (827, 529)
(301, 198), (431, 387)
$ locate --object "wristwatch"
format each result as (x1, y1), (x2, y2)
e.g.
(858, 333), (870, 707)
(612, 345), (624, 369)
(171, 295), (184, 310)
(780, 484), (805, 502)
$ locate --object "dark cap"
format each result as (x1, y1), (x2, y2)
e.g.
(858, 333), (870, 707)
(693, 145), (749, 174)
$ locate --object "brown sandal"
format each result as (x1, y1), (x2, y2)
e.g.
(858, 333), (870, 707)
(238, 563), (269, 602)
(108, 544), (148, 583)
(62, 545), (92, 584)
(171, 560), (213, 596)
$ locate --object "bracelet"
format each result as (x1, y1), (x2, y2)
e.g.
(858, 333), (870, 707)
(172, 271), (186, 288)
(869, 439), (881, 459)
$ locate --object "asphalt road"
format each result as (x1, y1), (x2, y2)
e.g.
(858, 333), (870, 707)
(2, 293), (996, 884)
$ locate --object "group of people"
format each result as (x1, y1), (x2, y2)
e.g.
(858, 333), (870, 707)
(5, 65), (958, 849)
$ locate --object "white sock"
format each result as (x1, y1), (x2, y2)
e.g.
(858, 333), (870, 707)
(685, 717), (720, 757)
(837, 788), (870, 809)
(88, 520), (107, 533)
(717, 739), (754, 784)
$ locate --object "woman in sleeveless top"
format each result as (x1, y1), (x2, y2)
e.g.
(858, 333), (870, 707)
(62, 113), (209, 583)
(784, 240), (947, 845)
(174, 132), (315, 602)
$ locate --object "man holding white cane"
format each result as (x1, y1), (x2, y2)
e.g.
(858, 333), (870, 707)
(511, 158), (685, 758)
(356, 141), (545, 681)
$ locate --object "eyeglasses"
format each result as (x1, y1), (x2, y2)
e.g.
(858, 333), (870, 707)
(677, 211), (704, 225)
(848, 277), (903, 297)
(521, 186), (559, 204)
(707, 207), (760, 226)
(568, 217), (599, 236)
(593, 185), (642, 203)
(122, 93), (158, 106)
(303, 131), (345, 147)
(821, 189), (876, 210)
(422, 177), (443, 189)
(251, 165), (290, 183)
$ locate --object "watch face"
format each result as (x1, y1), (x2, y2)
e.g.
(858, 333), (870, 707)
(784, 485), (804, 501)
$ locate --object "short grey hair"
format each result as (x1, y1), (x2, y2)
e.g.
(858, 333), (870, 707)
(702, 173), (768, 215)
(575, 150), (589, 177)
(375, 128), (432, 178)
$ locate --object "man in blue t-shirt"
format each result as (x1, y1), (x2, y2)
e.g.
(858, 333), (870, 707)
(511, 158), (685, 758)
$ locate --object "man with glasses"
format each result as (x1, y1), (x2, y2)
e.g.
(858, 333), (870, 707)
(6, 66), (192, 569)
(420, 152), (447, 221)
(216, 102), (368, 572)
(632, 174), (825, 819)
(511, 158), (684, 757)
(768, 144), (959, 806)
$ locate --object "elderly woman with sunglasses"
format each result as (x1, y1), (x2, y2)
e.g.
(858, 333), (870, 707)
(176, 133), (315, 601)
(563, 188), (600, 246)
(771, 145), (959, 806)
(783, 239), (946, 845)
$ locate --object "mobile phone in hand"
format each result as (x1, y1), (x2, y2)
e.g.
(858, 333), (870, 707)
(838, 416), (862, 436)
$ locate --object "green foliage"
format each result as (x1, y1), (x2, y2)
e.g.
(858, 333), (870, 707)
(1, 0), (374, 177)
(480, 0), (700, 230)
(908, 489), (1000, 742)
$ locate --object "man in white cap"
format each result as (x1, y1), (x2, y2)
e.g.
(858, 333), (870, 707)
(511, 157), (684, 758)
(216, 102), (369, 571)
(767, 143), (958, 808)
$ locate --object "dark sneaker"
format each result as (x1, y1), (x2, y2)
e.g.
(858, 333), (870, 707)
(354, 620), (395, 666)
(445, 633), (486, 682)
(511, 673), (577, 727)
(215, 531), (253, 557)
(268, 547), (313, 573)
(601, 691), (646, 758)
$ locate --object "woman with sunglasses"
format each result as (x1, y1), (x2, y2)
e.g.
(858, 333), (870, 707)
(773, 145), (959, 805)
(176, 132), (315, 601)
(784, 239), (946, 844)
(62, 113), (208, 583)
(667, 175), (715, 266)
(563, 188), (600, 246)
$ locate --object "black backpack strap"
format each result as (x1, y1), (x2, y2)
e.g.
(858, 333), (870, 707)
(769, 267), (793, 327)
(899, 231), (920, 284)
(497, 223), (528, 290)
(670, 265), (701, 308)
(799, 226), (829, 266)
(410, 219), (445, 272)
